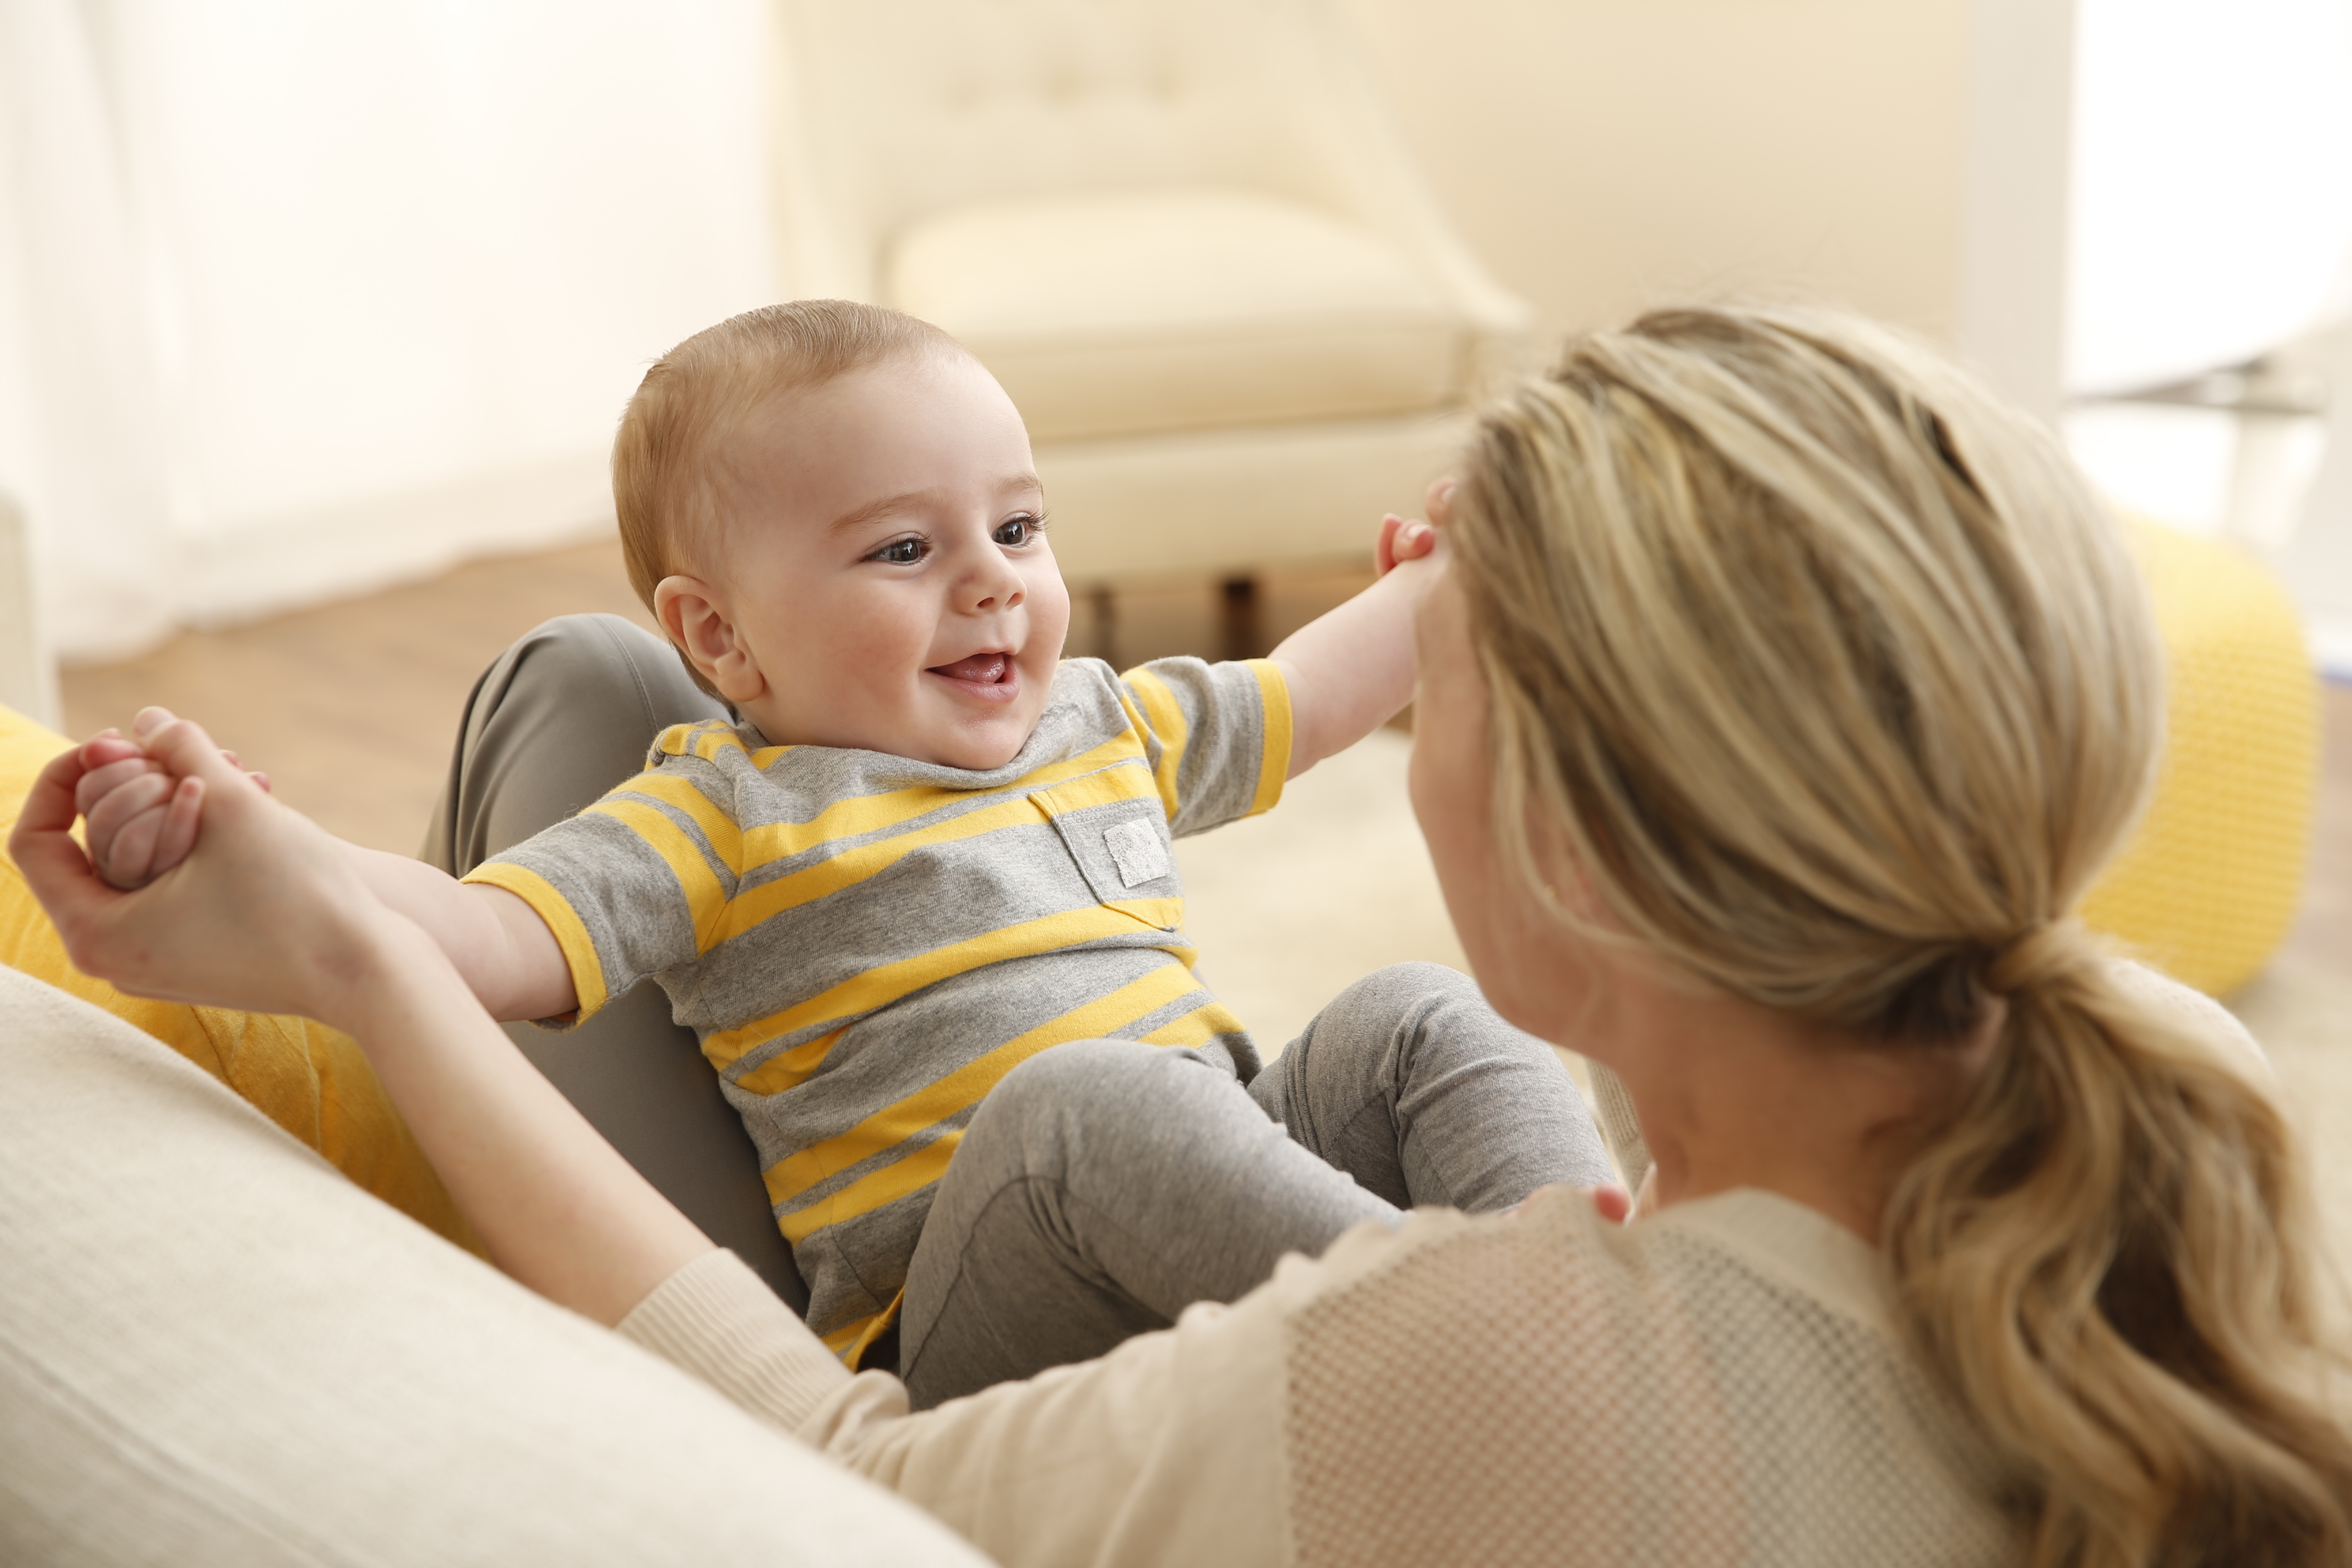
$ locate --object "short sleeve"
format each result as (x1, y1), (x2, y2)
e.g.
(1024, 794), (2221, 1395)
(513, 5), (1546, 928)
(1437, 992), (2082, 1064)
(461, 741), (742, 1026)
(1117, 657), (1292, 838)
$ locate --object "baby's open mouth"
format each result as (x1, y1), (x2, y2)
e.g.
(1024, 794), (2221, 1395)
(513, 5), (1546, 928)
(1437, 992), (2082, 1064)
(927, 652), (1011, 685)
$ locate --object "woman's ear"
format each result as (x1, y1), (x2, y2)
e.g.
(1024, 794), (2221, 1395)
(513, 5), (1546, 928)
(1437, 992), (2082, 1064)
(654, 576), (766, 703)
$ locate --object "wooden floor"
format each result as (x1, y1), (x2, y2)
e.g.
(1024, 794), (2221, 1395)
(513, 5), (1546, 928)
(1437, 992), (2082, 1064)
(59, 533), (2352, 983)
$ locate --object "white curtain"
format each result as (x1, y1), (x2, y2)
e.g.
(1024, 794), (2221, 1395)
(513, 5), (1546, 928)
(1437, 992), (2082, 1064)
(2065, 0), (2352, 664)
(0, 0), (777, 662)
(2068, 0), (2352, 395)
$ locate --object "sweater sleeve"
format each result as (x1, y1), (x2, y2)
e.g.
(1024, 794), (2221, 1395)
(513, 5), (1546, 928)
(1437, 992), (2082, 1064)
(616, 1248), (856, 1424)
(618, 1237), (1305, 1568)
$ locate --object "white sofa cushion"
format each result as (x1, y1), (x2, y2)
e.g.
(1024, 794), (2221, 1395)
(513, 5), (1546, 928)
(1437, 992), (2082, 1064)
(885, 186), (1465, 442)
(0, 962), (986, 1567)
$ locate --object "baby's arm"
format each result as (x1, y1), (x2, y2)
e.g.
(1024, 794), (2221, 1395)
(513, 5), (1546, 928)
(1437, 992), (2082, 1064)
(75, 710), (575, 1022)
(1267, 480), (1452, 777)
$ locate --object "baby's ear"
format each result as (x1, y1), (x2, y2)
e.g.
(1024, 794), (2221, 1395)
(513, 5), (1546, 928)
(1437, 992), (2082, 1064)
(653, 575), (766, 703)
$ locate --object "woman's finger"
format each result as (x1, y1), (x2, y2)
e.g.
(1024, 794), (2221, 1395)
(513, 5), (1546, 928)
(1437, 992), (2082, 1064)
(146, 777), (206, 881)
(8, 749), (114, 958)
(1424, 476), (1456, 527)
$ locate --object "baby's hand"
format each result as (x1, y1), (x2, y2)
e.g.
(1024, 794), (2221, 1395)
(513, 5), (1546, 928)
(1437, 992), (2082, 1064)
(75, 708), (267, 890)
(1375, 478), (1456, 576)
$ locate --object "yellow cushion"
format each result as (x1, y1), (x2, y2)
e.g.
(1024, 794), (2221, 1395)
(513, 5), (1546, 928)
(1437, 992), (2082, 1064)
(886, 186), (1463, 442)
(2078, 521), (2321, 996)
(0, 705), (479, 1252)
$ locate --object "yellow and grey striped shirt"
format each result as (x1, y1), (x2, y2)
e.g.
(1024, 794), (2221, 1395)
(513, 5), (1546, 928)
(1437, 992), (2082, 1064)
(466, 655), (1290, 1362)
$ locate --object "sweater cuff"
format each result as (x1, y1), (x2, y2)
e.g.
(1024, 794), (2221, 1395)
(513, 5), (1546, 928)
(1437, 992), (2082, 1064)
(618, 1248), (853, 1431)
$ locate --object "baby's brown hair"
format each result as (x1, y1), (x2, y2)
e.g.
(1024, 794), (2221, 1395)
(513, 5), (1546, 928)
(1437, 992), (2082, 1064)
(612, 300), (965, 693)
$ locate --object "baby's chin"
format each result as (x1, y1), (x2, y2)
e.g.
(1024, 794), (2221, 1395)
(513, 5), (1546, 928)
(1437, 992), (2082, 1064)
(924, 728), (1033, 772)
(917, 701), (1047, 772)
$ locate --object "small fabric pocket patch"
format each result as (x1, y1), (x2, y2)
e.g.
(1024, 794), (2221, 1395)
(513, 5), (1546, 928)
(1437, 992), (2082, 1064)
(1029, 764), (1182, 924)
(1102, 817), (1171, 887)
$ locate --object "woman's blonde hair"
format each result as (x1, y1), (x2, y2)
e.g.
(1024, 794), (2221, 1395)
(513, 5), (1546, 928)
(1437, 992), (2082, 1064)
(1451, 304), (2351, 1565)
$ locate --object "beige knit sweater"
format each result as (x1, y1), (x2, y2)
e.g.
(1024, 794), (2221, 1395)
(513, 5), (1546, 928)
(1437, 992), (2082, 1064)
(621, 1185), (2021, 1567)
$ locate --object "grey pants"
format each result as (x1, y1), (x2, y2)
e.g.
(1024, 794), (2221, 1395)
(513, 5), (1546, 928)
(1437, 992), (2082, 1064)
(422, 614), (1616, 1402)
(900, 962), (1616, 1407)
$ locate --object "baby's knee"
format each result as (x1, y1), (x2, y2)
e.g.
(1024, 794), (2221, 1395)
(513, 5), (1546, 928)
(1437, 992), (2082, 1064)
(1325, 960), (1482, 1026)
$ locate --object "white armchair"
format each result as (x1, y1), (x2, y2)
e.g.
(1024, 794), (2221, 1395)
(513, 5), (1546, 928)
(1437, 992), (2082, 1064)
(766, 0), (1535, 595)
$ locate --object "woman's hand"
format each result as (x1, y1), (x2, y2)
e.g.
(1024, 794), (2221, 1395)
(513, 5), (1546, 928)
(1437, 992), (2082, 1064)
(71, 711), (269, 890)
(12, 710), (389, 1030)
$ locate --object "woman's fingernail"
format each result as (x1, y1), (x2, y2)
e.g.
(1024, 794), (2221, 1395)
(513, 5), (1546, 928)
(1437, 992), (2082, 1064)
(132, 708), (165, 738)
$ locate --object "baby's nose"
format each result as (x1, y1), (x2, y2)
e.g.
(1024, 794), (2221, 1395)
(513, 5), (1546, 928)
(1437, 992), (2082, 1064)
(970, 575), (1025, 611)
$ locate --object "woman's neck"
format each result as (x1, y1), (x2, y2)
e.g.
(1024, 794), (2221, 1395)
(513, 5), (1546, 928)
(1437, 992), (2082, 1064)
(1586, 965), (1988, 1243)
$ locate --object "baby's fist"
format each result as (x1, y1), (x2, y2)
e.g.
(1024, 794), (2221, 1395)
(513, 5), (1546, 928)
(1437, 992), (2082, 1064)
(1375, 514), (1439, 576)
(76, 708), (265, 890)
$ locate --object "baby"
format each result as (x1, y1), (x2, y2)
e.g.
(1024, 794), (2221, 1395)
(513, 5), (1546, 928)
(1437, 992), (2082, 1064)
(79, 300), (1452, 1366)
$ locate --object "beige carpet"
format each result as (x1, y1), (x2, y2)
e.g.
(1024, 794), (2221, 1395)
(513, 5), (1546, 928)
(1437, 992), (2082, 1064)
(1174, 730), (1468, 1054)
(2232, 961), (2352, 1255)
(1177, 730), (2352, 1254)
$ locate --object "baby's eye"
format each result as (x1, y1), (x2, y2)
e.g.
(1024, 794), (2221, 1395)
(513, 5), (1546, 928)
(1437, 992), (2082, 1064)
(994, 513), (1042, 548)
(870, 536), (926, 565)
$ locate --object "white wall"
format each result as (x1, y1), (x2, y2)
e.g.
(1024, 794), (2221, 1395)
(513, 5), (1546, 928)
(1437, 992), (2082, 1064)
(1343, 0), (1974, 346)
(1345, 0), (2087, 425)
(1, 0), (778, 662)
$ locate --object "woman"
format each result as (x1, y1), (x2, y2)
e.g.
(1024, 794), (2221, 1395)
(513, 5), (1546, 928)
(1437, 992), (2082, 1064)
(22, 306), (2350, 1565)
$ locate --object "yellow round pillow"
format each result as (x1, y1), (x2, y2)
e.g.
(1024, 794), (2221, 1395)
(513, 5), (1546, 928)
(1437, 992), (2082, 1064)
(2078, 521), (2321, 996)
(0, 704), (478, 1252)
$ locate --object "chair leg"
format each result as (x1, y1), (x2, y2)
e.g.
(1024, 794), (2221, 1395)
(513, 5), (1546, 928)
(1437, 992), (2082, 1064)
(1220, 574), (1262, 662)
(1090, 583), (1119, 669)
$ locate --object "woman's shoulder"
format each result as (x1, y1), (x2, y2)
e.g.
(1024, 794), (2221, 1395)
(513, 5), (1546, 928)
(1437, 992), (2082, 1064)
(1266, 1192), (2015, 1567)
(1277, 1186), (1881, 1315)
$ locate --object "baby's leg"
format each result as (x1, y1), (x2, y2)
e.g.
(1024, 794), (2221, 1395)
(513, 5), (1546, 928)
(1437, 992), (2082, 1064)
(1246, 960), (1617, 1211)
(898, 1039), (1392, 1408)
(422, 614), (804, 1311)
(896, 964), (1616, 1407)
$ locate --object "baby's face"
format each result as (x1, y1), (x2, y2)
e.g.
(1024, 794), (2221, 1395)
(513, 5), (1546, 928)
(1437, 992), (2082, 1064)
(705, 352), (1070, 770)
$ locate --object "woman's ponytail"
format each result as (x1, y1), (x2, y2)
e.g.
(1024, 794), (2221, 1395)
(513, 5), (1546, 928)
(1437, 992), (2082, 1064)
(1888, 924), (2352, 1565)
